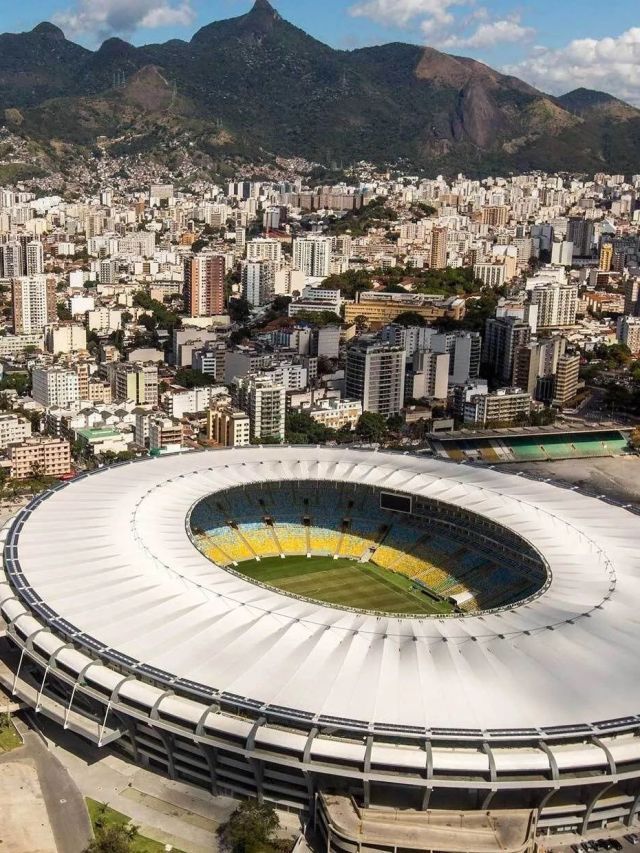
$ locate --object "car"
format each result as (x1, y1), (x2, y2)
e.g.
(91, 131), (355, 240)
(572, 845), (582, 853)
(624, 835), (639, 845)
(610, 841), (622, 851)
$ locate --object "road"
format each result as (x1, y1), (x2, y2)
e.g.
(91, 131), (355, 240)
(0, 713), (92, 853)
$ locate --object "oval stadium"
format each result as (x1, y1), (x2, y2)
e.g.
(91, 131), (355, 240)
(1, 446), (640, 851)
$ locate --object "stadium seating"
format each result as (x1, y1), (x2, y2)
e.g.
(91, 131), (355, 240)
(274, 523), (308, 555)
(191, 481), (551, 613)
(309, 526), (341, 556)
(238, 523), (279, 557)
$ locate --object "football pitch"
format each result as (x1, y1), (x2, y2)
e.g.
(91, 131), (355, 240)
(235, 555), (453, 615)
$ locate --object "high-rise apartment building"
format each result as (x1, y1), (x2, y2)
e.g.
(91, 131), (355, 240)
(246, 238), (282, 264)
(481, 205), (509, 228)
(623, 280), (640, 316)
(553, 354), (580, 407)
(617, 316), (640, 354)
(242, 259), (276, 307)
(345, 340), (406, 417)
(429, 227), (448, 270)
(111, 363), (159, 405)
(293, 236), (332, 278)
(431, 331), (481, 385)
(567, 218), (594, 257)
(599, 241), (613, 272)
(207, 404), (251, 447)
(12, 275), (56, 334)
(235, 375), (286, 442)
(183, 253), (226, 317)
(32, 367), (80, 408)
(482, 317), (532, 385)
(25, 241), (44, 275)
(1, 242), (25, 278)
(529, 282), (578, 328)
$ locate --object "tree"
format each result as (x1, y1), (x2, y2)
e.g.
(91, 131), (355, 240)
(394, 311), (427, 328)
(285, 412), (335, 445)
(57, 303), (73, 321)
(84, 824), (137, 853)
(229, 296), (251, 324)
(218, 800), (283, 853)
(175, 368), (217, 389)
(356, 411), (388, 443)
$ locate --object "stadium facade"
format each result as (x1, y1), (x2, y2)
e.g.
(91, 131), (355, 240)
(1, 447), (640, 845)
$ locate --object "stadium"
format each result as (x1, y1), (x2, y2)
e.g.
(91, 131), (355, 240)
(1, 446), (640, 850)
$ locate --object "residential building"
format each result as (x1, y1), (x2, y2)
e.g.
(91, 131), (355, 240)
(567, 217), (594, 257)
(32, 367), (80, 408)
(111, 363), (159, 405)
(235, 375), (286, 442)
(44, 323), (87, 354)
(410, 350), (450, 400)
(87, 308), (123, 334)
(207, 404), (251, 447)
(25, 240), (44, 275)
(345, 339), (406, 417)
(553, 354), (581, 407)
(617, 316), (640, 354)
(482, 317), (532, 384)
(183, 253), (225, 317)
(0, 414), (31, 450)
(293, 235), (332, 278)
(300, 398), (362, 431)
(162, 385), (225, 418)
(463, 388), (532, 426)
(473, 261), (506, 289)
(12, 275), (56, 334)
(8, 436), (71, 480)
(530, 282), (578, 328)
(429, 226), (448, 269)
(431, 331), (481, 385)
(246, 238), (282, 264)
(242, 259), (276, 307)
(149, 416), (184, 452)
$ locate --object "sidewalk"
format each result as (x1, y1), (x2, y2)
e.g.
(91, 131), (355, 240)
(33, 714), (302, 853)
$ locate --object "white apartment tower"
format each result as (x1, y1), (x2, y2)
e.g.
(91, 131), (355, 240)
(12, 275), (56, 334)
(25, 241), (44, 275)
(235, 376), (286, 443)
(530, 282), (578, 328)
(293, 236), (332, 278)
(32, 367), (80, 408)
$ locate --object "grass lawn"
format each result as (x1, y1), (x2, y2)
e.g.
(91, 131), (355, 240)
(0, 719), (22, 753)
(237, 556), (452, 615)
(86, 798), (184, 853)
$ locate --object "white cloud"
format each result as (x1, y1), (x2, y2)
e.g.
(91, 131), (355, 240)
(349, 0), (468, 37)
(54, 0), (195, 39)
(505, 28), (640, 106)
(441, 18), (534, 50)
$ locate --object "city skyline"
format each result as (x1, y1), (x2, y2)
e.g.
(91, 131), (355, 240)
(4, 0), (640, 105)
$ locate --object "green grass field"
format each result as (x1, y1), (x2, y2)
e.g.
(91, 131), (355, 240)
(236, 555), (453, 615)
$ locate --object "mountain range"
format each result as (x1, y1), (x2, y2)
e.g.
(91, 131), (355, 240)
(1, 0), (640, 177)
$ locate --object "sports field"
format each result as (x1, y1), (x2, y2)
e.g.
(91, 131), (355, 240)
(236, 555), (453, 615)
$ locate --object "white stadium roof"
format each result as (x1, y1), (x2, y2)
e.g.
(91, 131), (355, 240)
(7, 447), (640, 733)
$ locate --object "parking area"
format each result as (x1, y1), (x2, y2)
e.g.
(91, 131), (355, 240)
(548, 832), (640, 853)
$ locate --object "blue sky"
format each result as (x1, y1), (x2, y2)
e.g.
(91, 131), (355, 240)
(8, 0), (640, 103)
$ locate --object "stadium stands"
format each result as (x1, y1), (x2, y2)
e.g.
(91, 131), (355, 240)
(434, 430), (630, 464)
(191, 481), (546, 612)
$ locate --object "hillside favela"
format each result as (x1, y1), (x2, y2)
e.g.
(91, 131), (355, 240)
(1, 1), (640, 852)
